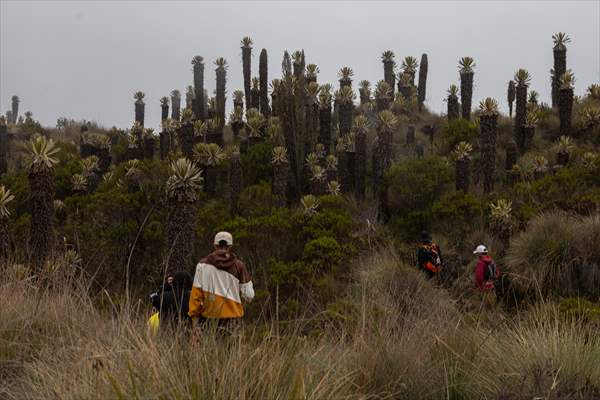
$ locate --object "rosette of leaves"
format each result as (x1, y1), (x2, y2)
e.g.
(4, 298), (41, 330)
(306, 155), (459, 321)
(71, 174), (88, 194)
(309, 164), (326, 196)
(193, 142), (226, 195)
(588, 84), (600, 100)
(305, 63), (319, 83)
(300, 194), (320, 216)
(193, 120), (208, 139)
(555, 135), (574, 166)
(580, 107), (600, 129)
(533, 155), (549, 180)
(489, 199), (515, 247)
(124, 159), (143, 191)
(581, 152), (597, 169)
(327, 180), (341, 196)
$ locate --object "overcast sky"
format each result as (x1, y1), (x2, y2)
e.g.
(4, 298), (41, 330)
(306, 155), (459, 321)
(1, 1), (599, 130)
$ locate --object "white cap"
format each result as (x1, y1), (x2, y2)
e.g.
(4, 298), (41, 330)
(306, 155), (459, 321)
(214, 231), (233, 246)
(473, 245), (488, 255)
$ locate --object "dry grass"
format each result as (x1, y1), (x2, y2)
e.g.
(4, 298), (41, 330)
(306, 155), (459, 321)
(506, 211), (600, 298)
(1, 250), (599, 399)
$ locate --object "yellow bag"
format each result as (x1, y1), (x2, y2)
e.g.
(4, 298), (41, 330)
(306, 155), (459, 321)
(148, 312), (160, 333)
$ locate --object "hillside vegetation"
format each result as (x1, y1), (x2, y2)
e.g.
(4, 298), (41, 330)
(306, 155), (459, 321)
(1, 33), (600, 398)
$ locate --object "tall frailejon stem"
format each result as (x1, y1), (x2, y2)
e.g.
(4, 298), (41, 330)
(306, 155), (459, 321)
(281, 75), (299, 199)
(522, 105), (539, 153)
(336, 86), (355, 137)
(170, 90), (181, 121)
(229, 149), (243, 216)
(514, 69), (531, 153)
(507, 80), (516, 118)
(381, 51), (396, 98)
(193, 143), (225, 196)
(479, 98), (499, 193)
(552, 32), (570, 108)
(134, 91), (145, 127)
(0, 116), (7, 174)
(417, 53), (428, 111)
(214, 57), (227, 132)
(165, 158), (202, 274)
(454, 141), (472, 193)
(459, 57), (475, 121)
(186, 85), (195, 110)
(179, 109), (195, 158)
(26, 137), (60, 270)
(559, 70), (575, 135)
(259, 49), (270, 117)
(10, 96), (19, 124)
(250, 77), (260, 110)
(271, 146), (289, 207)
(305, 82), (320, 154)
(354, 115), (368, 199)
(241, 36), (253, 111)
(192, 56), (205, 122)
(160, 96), (169, 122)
(374, 110), (397, 221)
(318, 85), (333, 154)
(447, 85), (460, 122)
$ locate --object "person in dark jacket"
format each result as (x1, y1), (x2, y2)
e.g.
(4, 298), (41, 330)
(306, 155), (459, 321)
(416, 231), (443, 279)
(150, 270), (193, 326)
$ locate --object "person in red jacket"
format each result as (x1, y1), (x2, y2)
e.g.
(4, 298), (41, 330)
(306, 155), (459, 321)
(473, 245), (500, 292)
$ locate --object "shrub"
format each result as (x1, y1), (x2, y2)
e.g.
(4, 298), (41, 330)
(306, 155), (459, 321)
(241, 141), (274, 186)
(440, 119), (478, 155)
(303, 236), (344, 272)
(237, 182), (278, 217)
(387, 156), (453, 240)
(513, 165), (600, 219)
(430, 191), (484, 247)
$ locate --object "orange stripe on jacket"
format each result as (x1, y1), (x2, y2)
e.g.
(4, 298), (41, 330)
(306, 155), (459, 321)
(188, 261), (254, 320)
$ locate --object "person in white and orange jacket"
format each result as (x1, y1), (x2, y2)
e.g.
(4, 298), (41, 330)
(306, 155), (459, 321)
(188, 231), (254, 329)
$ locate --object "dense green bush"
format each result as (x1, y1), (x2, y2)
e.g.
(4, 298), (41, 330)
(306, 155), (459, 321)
(237, 182), (278, 217)
(218, 193), (359, 318)
(440, 119), (478, 155)
(513, 164), (600, 221)
(387, 156), (453, 240)
(430, 191), (484, 247)
(241, 142), (274, 187)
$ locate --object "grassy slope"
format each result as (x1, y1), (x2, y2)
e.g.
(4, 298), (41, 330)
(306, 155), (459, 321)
(2, 251), (599, 399)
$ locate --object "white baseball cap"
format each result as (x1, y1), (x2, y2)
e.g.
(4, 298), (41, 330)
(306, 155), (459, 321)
(214, 231), (233, 246)
(473, 245), (488, 254)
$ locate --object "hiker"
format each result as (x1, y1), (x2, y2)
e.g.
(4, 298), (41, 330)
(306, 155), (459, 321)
(473, 245), (500, 292)
(148, 271), (193, 331)
(417, 231), (443, 279)
(188, 231), (254, 333)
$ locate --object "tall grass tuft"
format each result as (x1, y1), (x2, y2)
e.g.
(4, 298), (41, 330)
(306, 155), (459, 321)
(506, 211), (600, 298)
